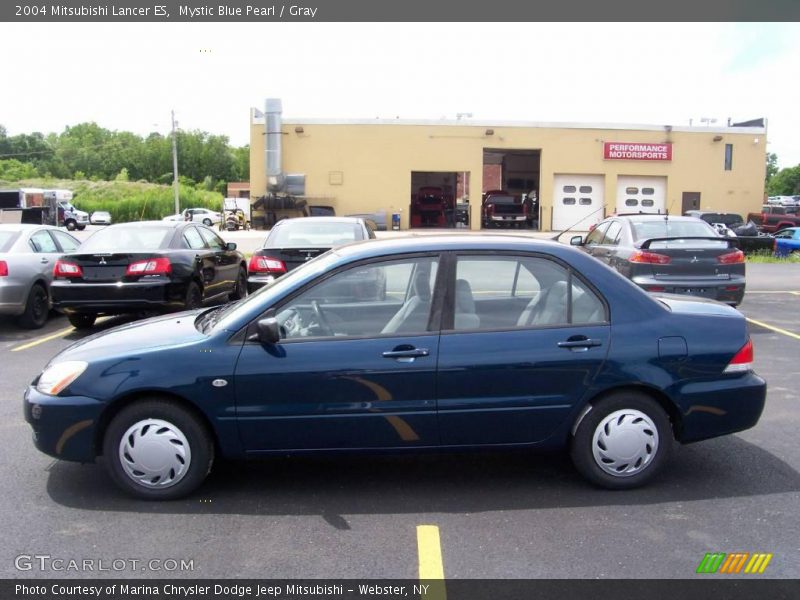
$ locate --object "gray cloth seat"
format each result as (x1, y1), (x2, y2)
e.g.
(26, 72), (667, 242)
(517, 281), (569, 327)
(454, 278), (480, 329)
(381, 271), (432, 334)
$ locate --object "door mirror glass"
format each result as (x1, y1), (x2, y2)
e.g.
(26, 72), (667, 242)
(570, 235), (584, 246)
(226, 242), (237, 251)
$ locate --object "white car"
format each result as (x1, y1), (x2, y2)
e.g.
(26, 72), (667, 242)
(90, 211), (112, 225)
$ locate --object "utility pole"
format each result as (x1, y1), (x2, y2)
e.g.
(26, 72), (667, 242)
(171, 110), (180, 216)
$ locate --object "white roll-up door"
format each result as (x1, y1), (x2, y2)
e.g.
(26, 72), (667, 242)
(552, 174), (605, 231)
(616, 176), (667, 214)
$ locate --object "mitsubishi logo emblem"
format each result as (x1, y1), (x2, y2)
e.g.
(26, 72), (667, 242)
(690, 256), (698, 263)
(98, 257), (107, 265)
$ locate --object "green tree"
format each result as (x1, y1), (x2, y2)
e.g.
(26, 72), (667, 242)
(767, 165), (800, 196)
(765, 152), (779, 185)
(0, 158), (39, 180)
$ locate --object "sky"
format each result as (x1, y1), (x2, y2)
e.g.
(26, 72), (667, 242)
(1, 22), (798, 168)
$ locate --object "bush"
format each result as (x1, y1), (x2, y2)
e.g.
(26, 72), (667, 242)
(69, 180), (223, 223)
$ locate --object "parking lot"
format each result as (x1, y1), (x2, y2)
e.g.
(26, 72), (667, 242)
(1, 250), (798, 580)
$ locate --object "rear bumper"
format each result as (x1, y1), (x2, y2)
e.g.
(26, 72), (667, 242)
(51, 279), (184, 314)
(633, 275), (745, 305)
(676, 372), (767, 443)
(24, 386), (103, 463)
(247, 274), (277, 293)
(0, 283), (27, 316)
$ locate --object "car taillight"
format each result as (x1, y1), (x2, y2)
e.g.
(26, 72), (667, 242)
(126, 258), (171, 276)
(248, 255), (286, 274)
(723, 338), (754, 374)
(0, 260), (7, 277)
(717, 250), (745, 264)
(54, 260), (83, 278)
(629, 250), (671, 264)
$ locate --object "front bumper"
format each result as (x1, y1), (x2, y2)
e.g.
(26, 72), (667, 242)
(24, 386), (104, 463)
(490, 215), (526, 222)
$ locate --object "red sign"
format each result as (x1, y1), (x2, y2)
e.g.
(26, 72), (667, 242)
(604, 142), (672, 161)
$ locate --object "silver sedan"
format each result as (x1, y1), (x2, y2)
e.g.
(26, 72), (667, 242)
(0, 224), (81, 328)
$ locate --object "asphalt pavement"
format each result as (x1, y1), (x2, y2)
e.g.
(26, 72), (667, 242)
(0, 243), (798, 580)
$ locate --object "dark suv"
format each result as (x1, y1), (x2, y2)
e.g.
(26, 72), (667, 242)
(571, 214), (745, 306)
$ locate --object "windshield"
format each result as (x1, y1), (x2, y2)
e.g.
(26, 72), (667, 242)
(267, 222), (362, 248)
(78, 225), (174, 252)
(206, 250), (342, 332)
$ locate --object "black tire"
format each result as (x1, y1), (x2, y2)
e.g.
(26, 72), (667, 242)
(68, 313), (97, 329)
(229, 267), (248, 301)
(184, 281), (203, 310)
(202, 218), (212, 226)
(570, 391), (672, 490)
(102, 399), (214, 500)
(18, 284), (49, 329)
(77, 225), (86, 231)
(65, 220), (77, 231)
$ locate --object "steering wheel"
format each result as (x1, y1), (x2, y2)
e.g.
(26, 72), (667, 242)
(310, 300), (334, 336)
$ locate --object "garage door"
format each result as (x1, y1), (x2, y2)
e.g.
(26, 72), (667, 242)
(616, 176), (666, 214)
(552, 175), (605, 231)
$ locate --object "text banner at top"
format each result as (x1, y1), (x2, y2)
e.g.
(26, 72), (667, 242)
(2, 0), (800, 22)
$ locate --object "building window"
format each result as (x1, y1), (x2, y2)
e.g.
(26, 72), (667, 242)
(563, 185), (577, 193)
(579, 198), (592, 205)
(642, 187), (654, 195)
(641, 199), (655, 207)
(579, 185), (593, 193)
(724, 144), (733, 171)
(625, 199), (638, 207)
(625, 187), (639, 194)
(563, 197), (576, 205)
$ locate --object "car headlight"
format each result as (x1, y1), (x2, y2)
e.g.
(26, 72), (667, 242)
(36, 361), (88, 396)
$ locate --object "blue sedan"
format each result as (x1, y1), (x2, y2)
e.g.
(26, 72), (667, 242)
(774, 227), (800, 257)
(24, 236), (766, 499)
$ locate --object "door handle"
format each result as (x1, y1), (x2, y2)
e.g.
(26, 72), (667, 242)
(40, 258), (49, 264)
(558, 338), (602, 349)
(382, 347), (430, 362)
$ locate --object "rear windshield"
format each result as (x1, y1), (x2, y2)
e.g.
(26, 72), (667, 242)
(485, 195), (517, 204)
(267, 222), (362, 248)
(632, 220), (717, 240)
(0, 231), (21, 252)
(78, 226), (174, 252)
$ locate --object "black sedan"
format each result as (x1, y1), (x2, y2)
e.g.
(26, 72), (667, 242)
(571, 214), (746, 306)
(51, 221), (247, 329)
(247, 216), (376, 292)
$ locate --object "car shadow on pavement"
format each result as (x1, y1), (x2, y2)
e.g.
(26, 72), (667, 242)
(46, 435), (799, 527)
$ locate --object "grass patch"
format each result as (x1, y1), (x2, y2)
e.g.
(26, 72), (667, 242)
(745, 249), (800, 264)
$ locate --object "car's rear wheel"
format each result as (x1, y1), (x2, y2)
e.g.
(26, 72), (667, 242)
(184, 281), (203, 310)
(102, 399), (214, 500)
(229, 267), (247, 301)
(570, 391), (672, 490)
(202, 218), (212, 226)
(19, 284), (49, 329)
(68, 313), (97, 329)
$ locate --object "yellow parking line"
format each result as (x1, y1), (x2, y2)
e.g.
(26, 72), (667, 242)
(10, 327), (75, 352)
(417, 525), (446, 599)
(746, 318), (800, 341)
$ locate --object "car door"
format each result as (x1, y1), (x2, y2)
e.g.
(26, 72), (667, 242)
(28, 229), (64, 282)
(197, 226), (239, 297)
(582, 221), (610, 260)
(436, 252), (610, 446)
(234, 254), (442, 451)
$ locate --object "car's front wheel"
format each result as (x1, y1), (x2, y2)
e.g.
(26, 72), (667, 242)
(202, 218), (212, 226)
(102, 399), (214, 500)
(229, 267), (247, 301)
(570, 391), (672, 490)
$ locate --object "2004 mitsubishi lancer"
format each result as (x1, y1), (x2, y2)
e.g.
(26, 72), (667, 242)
(25, 235), (766, 499)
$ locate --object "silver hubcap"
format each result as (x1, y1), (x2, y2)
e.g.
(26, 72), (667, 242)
(118, 419), (191, 488)
(592, 409), (659, 477)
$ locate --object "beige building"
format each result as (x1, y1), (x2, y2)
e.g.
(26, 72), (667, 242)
(249, 101), (766, 231)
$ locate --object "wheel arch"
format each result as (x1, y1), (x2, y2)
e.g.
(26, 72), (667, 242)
(94, 390), (220, 457)
(573, 384), (683, 441)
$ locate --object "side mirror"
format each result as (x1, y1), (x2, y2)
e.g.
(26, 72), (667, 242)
(570, 235), (584, 246)
(226, 242), (237, 251)
(255, 317), (281, 344)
